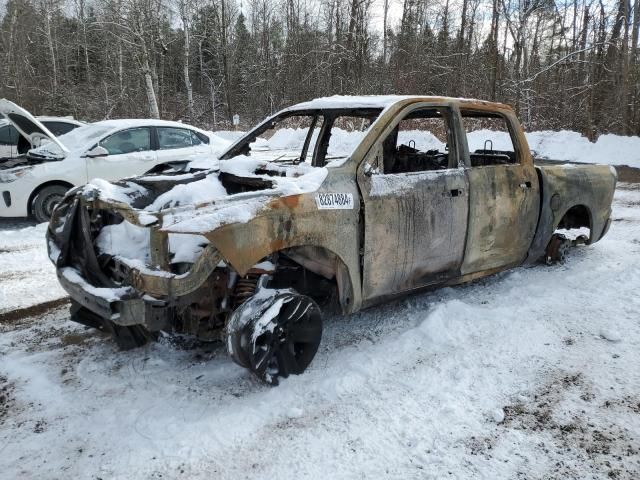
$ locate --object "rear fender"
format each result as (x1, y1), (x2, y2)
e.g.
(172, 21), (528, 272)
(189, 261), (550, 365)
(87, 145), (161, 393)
(525, 164), (616, 263)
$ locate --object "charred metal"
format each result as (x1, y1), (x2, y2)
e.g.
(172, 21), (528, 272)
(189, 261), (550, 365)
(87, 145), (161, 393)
(46, 96), (617, 384)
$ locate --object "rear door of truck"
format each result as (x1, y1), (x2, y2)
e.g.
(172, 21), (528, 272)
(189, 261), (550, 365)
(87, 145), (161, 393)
(457, 107), (540, 274)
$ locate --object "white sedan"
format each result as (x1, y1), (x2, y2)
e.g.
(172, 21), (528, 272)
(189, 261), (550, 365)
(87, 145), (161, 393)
(0, 99), (217, 222)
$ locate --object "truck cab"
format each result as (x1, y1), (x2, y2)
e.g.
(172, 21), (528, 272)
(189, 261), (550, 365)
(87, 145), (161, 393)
(356, 100), (541, 304)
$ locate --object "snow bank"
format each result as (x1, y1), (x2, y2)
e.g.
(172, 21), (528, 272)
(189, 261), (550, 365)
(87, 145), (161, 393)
(527, 130), (640, 167)
(471, 129), (640, 167)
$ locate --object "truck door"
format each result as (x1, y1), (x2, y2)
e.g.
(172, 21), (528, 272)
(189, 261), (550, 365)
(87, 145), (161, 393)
(357, 104), (469, 304)
(459, 109), (540, 275)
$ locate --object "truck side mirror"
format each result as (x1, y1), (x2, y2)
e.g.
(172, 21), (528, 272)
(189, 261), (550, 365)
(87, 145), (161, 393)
(363, 162), (379, 176)
(85, 145), (109, 158)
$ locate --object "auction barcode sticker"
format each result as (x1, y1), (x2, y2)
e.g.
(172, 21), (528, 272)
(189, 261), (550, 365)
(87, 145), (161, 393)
(315, 192), (354, 210)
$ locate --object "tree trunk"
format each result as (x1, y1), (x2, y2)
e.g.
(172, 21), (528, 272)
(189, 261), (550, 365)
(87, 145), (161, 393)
(181, 1), (194, 122)
(44, 7), (58, 94)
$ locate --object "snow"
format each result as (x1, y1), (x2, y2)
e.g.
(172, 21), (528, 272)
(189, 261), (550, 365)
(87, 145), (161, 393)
(60, 267), (133, 302)
(286, 94), (489, 111)
(1, 185), (639, 479)
(211, 130), (246, 143)
(599, 328), (622, 343)
(370, 168), (462, 197)
(95, 220), (151, 263)
(470, 129), (640, 167)
(86, 178), (148, 205)
(168, 234), (209, 264)
(0, 220), (66, 313)
(153, 157), (327, 232)
(161, 195), (271, 233)
(287, 94), (415, 110)
(145, 175), (228, 211)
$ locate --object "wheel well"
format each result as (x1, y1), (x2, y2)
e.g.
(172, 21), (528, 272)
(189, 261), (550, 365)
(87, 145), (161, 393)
(557, 204), (592, 239)
(267, 246), (355, 314)
(28, 181), (74, 215)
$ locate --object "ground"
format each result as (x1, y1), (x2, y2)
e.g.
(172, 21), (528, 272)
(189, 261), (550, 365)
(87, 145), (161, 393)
(1, 184), (640, 479)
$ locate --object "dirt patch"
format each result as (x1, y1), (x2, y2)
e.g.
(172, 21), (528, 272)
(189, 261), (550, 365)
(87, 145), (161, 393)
(0, 297), (69, 324)
(0, 270), (31, 282)
(0, 244), (38, 254)
(615, 166), (640, 184)
(60, 333), (88, 346)
(497, 372), (640, 479)
(0, 375), (16, 425)
(603, 396), (640, 414)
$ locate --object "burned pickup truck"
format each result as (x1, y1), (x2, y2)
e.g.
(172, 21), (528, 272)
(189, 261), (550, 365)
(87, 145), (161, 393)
(47, 96), (616, 384)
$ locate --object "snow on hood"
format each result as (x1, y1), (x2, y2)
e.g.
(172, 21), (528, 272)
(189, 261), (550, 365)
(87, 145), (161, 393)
(82, 152), (328, 233)
(159, 156), (328, 233)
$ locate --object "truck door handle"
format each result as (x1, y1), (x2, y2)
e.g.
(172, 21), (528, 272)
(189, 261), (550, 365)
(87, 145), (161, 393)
(449, 189), (463, 197)
(520, 181), (532, 189)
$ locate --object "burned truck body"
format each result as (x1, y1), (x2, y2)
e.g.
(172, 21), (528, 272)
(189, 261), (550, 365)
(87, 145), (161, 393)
(47, 96), (616, 383)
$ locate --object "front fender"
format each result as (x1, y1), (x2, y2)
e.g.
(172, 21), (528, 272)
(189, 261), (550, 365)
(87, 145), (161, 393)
(205, 191), (362, 313)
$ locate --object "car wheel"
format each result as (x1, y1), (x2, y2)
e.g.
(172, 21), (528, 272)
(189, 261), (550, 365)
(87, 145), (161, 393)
(226, 290), (323, 385)
(545, 233), (571, 265)
(32, 185), (69, 223)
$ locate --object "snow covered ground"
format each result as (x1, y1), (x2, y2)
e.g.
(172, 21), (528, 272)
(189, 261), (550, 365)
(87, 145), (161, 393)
(0, 219), (66, 313)
(1, 185), (639, 479)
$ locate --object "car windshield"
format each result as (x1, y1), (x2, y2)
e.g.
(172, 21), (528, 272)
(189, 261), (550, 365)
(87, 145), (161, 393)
(221, 109), (382, 167)
(30, 124), (113, 158)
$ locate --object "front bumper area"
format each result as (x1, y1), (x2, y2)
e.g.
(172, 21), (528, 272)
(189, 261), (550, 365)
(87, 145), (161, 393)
(58, 264), (191, 330)
(0, 182), (31, 217)
(49, 194), (223, 329)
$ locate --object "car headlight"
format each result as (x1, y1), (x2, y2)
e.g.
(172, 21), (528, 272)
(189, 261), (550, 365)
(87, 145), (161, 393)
(0, 167), (33, 183)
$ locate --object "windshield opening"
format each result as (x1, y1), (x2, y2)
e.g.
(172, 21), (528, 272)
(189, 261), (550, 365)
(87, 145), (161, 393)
(220, 108), (383, 166)
(248, 114), (322, 165)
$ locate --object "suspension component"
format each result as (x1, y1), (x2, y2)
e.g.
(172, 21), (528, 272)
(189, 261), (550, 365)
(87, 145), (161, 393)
(233, 272), (261, 305)
(231, 261), (277, 307)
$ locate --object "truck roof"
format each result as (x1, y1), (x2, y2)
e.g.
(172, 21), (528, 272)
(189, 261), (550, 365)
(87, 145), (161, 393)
(286, 95), (513, 112)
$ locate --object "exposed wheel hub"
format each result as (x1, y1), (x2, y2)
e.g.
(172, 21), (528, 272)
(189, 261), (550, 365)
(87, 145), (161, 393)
(226, 290), (322, 384)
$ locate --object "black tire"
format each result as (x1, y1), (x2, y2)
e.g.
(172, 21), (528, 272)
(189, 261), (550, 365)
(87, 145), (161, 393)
(226, 290), (323, 385)
(32, 184), (69, 223)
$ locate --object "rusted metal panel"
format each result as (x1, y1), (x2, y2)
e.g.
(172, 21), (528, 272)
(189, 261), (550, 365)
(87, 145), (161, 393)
(358, 169), (469, 303)
(525, 164), (617, 263)
(129, 245), (223, 298)
(202, 165), (363, 313)
(461, 163), (540, 274)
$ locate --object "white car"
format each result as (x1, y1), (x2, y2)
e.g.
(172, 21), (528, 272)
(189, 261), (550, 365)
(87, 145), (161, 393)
(0, 99), (216, 222)
(0, 116), (84, 160)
